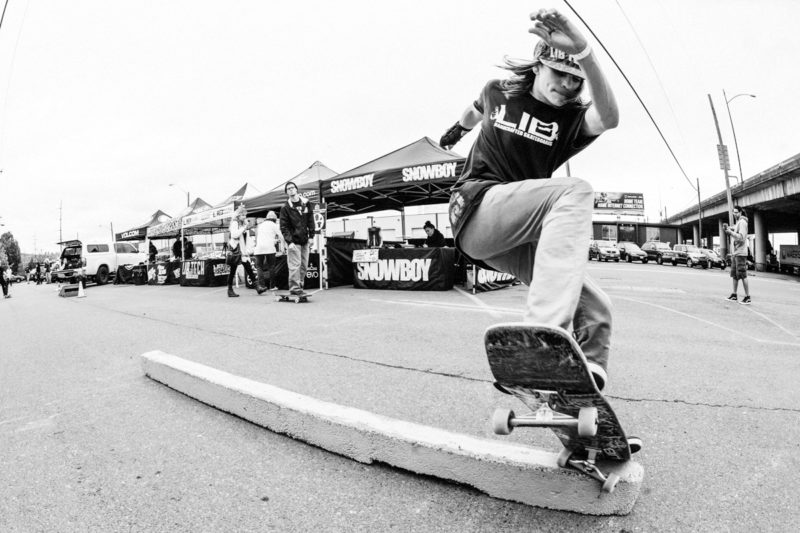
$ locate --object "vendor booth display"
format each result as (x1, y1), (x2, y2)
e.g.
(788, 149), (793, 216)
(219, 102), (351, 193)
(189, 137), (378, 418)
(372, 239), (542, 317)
(180, 258), (228, 287)
(320, 137), (464, 219)
(115, 210), (172, 242)
(465, 266), (519, 294)
(352, 247), (455, 291)
(147, 260), (182, 285)
(114, 264), (148, 285)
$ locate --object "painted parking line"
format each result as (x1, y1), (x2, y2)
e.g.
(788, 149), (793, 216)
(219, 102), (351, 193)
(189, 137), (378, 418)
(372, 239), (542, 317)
(617, 296), (800, 347)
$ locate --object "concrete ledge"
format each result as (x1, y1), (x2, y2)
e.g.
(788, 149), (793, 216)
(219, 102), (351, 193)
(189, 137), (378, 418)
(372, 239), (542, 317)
(141, 350), (644, 515)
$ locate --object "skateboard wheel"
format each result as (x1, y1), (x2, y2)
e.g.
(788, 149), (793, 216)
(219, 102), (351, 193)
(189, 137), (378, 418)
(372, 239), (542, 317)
(602, 473), (620, 493)
(577, 407), (599, 438)
(491, 408), (514, 435)
(556, 447), (573, 468)
(628, 436), (643, 454)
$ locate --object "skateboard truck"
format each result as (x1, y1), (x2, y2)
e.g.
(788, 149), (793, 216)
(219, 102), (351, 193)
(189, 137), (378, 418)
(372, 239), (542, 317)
(557, 447), (621, 493)
(492, 405), (599, 438)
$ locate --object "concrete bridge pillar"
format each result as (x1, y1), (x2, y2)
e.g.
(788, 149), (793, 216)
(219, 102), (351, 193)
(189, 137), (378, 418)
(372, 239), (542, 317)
(718, 219), (728, 256)
(753, 209), (767, 272)
(677, 228), (683, 244)
(693, 224), (700, 245)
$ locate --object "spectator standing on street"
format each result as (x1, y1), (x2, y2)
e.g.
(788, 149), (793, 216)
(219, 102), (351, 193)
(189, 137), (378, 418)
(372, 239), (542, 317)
(254, 211), (284, 291)
(1, 263), (10, 298)
(227, 205), (263, 298)
(280, 181), (316, 296)
(724, 205), (751, 305)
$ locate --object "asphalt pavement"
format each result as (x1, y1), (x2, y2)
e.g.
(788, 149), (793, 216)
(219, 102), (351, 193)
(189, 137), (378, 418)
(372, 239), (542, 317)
(1, 263), (799, 532)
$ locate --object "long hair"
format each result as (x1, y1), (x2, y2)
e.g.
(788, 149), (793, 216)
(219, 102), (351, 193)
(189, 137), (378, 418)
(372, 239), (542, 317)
(498, 56), (585, 104)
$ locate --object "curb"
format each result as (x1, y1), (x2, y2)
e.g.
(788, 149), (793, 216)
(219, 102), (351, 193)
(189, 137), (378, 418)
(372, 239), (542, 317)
(141, 351), (644, 515)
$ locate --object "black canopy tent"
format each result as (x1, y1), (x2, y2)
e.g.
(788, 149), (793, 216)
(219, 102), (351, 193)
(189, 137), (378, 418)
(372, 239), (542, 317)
(146, 198), (213, 240)
(115, 210), (172, 241)
(320, 137), (465, 219)
(244, 161), (337, 217)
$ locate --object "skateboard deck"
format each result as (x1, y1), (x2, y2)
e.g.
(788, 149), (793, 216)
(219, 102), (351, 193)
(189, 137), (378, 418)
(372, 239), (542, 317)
(485, 323), (639, 492)
(274, 291), (312, 303)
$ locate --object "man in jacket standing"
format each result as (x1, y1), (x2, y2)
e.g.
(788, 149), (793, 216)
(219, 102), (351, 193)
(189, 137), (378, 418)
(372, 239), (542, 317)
(280, 181), (315, 296)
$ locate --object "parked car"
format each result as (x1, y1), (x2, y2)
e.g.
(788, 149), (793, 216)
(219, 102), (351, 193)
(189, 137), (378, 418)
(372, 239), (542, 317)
(701, 248), (725, 270)
(617, 241), (648, 263)
(589, 240), (620, 262)
(640, 241), (678, 265)
(672, 244), (709, 269)
(55, 240), (146, 285)
(9, 273), (25, 283)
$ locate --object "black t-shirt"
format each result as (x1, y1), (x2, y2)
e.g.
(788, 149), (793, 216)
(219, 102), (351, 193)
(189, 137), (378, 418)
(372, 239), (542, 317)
(425, 229), (446, 248)
(449, 79), (597, 237)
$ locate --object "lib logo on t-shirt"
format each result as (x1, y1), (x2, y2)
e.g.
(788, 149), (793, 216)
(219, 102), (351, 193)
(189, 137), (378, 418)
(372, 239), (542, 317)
(490, 105), (559, 146)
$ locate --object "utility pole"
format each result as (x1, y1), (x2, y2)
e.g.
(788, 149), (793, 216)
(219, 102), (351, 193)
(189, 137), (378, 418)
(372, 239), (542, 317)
(696, 178), (703, 246)
(708, 94), (735, 257)
(59, 201), (63, 243)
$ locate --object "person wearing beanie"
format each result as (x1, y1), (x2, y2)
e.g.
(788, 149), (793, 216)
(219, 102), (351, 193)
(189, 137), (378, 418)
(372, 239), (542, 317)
(440, 8), (619, 394)
(422, 221), (446, 248)
(279, 181), (316, 296)
(254, 211), (285, 291)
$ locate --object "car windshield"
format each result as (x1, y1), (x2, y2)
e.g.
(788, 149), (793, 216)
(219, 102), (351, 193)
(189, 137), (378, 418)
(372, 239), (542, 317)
(621, 242), (641, 252)
(655, 243), (671, 250)
(685, 245), (700, 252)
(596, 240), (616, 247)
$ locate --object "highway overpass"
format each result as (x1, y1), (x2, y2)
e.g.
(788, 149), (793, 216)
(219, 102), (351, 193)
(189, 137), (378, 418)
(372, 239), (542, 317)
(666, 152), (800, 271)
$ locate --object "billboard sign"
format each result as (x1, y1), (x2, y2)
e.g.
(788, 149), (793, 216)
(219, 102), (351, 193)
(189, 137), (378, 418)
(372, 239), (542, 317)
(593, 192), (644, 215)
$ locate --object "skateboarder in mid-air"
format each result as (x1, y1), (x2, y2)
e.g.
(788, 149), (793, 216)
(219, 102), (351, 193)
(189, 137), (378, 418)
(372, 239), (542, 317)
(441, 8), (618, 392)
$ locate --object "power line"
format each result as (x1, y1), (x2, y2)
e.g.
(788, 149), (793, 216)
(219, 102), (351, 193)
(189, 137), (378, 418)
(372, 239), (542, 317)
(562, 0), (697, 192)
(0, 0), (9, 33)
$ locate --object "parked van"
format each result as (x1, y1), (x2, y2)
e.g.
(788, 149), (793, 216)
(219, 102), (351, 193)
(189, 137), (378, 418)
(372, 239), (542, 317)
(55, 240), (146, 285)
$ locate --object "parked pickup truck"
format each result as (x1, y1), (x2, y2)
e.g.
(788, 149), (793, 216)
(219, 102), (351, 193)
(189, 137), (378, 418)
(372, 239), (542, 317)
(54, 240), (146, 285)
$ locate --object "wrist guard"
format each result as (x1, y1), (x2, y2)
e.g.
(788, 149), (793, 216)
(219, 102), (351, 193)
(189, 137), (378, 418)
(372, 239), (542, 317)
(439, 121), (471, 149)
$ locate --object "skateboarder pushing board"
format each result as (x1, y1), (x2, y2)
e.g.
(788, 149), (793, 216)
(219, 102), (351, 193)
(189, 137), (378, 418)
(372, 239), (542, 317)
(442, 7), (618, 393)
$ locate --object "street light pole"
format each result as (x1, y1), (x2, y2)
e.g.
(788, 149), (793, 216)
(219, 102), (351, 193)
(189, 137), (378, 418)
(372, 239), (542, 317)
(169, 183), (190, 207)
(723, 90), (756, 185)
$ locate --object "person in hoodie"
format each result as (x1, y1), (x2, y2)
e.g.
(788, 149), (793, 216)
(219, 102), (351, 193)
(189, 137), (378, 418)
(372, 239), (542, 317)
(279, 181), (315, 296)
(254, 211), (285, 291)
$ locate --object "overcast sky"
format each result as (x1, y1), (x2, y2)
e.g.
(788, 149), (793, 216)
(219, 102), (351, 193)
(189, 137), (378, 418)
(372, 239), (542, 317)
(1, 0), (797, 253)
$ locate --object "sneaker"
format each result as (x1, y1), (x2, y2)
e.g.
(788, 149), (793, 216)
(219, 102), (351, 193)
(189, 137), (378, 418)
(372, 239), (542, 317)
(586, 362), (607, 392)
(740, 296), (751, 305)
(725, 293), (737, 302)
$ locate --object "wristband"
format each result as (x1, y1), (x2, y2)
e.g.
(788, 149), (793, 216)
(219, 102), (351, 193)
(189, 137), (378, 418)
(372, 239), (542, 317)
(572, 45), (592, 61)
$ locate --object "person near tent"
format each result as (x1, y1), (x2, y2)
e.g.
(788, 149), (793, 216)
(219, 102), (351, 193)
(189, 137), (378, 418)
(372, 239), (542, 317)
(423, 221), (446, 247)
(182, 237), (194, 259)
(172, 238), (182, 260)
(226, 204), (263, 298)
(279, 181), (315, 296)
(148, 241), (158, 263)
(441, 8), (619, 391)
(254, 211), (284, 291)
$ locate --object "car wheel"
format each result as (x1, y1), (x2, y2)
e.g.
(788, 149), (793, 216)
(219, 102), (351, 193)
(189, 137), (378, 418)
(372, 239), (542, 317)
(96, 266), (109, 285)
(614, 258), (619, 262)
(657, 256), (663, 265)
(642, 258), (648, 264)
(626, 256), (632, 263)
(672, 260), (677, 266)
(687, 259), (693, 268)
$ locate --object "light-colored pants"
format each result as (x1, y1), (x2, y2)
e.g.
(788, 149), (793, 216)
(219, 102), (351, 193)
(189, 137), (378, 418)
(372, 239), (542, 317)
(458, 177), (612, 369)
(287, 243), (310, 293)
